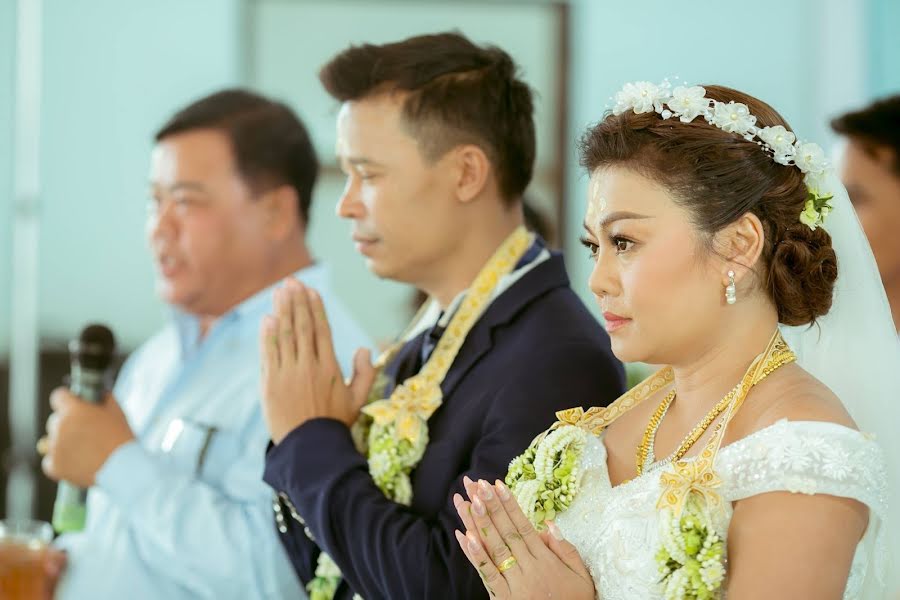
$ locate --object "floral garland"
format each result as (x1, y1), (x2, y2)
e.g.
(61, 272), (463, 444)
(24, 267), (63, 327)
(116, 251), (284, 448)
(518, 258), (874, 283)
(656, 493), (726, 600)
(611, 80), (835, 231)
(505, 425), (588, 529)
(505, 369), (676, 530)
(307, 226), (534, 599)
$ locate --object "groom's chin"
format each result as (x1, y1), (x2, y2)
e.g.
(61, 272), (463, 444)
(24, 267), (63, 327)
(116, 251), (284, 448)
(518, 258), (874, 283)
(364, 257), (395, 281)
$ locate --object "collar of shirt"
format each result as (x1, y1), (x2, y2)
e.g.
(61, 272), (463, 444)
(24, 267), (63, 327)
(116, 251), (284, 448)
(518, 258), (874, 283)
(171, 263), (331, 360)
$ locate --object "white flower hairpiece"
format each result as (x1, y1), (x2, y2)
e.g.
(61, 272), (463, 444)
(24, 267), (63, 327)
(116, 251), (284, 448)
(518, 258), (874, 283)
(612, 80), (834, 231)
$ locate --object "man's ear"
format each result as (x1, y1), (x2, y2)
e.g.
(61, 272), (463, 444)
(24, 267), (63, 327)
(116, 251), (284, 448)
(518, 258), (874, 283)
(450, 144), (492, 204)
(260, 185), (301, 240)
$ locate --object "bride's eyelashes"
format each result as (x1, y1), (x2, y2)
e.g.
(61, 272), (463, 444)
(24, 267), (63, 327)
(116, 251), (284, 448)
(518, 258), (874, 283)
(609, 235), (635, 254)
(579, 236), (598, 259)
(579, 234), (637, 260)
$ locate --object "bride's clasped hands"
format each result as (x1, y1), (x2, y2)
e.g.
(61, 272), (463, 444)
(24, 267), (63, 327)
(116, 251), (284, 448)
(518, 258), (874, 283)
(453, 476), (595, 600)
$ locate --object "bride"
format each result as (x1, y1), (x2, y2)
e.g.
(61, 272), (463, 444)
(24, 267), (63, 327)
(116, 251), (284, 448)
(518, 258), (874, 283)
(453, 82), (899, 599)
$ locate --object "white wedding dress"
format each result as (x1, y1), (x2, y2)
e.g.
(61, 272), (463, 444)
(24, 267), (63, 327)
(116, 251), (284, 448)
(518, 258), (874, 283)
(555, 419), (888, 599)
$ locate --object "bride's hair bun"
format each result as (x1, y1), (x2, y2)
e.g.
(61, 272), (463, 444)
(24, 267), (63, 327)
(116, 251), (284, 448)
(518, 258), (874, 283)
(767, 225), (837, 325)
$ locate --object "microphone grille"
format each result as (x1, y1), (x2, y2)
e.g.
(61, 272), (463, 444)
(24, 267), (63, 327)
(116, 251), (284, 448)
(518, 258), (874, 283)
(71, 324), (116, 371)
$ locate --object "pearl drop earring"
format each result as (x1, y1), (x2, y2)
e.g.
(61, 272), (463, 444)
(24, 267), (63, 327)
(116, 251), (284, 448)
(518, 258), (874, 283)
(725, 270), (737, 305)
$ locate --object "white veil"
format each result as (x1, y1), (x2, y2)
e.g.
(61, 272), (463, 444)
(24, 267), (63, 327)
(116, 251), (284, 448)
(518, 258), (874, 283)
(778, 170), (900, 597)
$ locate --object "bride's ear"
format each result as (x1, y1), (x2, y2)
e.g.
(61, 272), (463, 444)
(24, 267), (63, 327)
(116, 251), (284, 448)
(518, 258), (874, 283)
(714, 212), (766, 283)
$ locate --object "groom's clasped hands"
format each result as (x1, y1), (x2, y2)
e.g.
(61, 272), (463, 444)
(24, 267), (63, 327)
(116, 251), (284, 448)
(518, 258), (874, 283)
(260, 278), (377, 444)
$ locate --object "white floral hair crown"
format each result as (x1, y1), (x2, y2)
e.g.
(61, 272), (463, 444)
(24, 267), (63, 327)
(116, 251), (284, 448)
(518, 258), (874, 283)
(612, 80), (834, 231)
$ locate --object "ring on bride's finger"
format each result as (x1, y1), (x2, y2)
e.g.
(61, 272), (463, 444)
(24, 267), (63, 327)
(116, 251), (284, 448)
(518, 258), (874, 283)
(497, 556), (517, 573)
(36, 436), (49, 456)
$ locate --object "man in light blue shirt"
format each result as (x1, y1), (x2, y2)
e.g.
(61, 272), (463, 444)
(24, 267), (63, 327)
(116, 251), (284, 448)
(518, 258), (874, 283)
(39, 89), (371, 599)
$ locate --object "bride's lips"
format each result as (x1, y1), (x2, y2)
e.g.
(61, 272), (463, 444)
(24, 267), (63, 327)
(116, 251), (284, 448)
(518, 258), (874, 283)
(603, 312), (632, 333)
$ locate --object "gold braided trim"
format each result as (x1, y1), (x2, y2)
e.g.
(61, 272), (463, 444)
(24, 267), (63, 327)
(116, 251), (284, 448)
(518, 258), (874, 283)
(361, 226), (533, 434)
(551, 366), (674, 435)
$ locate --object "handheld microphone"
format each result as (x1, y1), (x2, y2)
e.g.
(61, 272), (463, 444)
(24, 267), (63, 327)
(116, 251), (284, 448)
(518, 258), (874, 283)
(51, 323), (116, 533)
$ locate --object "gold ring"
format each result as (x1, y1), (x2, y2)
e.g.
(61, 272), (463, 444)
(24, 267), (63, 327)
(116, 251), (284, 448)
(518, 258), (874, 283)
(36, 436), (49, 456)
(497, 556), (517, 573)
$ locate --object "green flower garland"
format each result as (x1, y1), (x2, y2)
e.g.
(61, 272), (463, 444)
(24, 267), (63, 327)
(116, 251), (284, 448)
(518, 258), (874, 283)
(505, 425), (589, 529)
(656, 493), (726, 599)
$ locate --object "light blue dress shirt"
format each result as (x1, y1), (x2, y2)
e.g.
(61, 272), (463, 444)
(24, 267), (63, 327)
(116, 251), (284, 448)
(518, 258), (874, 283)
(56, 264), (372, 600)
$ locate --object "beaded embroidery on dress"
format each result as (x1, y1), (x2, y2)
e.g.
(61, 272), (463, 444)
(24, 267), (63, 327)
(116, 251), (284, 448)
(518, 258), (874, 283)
(554, 419), (888, 600)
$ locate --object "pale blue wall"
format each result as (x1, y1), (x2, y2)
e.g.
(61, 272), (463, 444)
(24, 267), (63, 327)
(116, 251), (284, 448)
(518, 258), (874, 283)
(0, 1), (15, 359)
(34, 0), (242, 350)
(2, 0), (898, 355)
(869, 0), (900, 96)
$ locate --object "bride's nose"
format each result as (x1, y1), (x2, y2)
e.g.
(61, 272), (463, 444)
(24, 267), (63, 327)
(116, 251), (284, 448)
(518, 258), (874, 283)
(589, 248), (621, 300)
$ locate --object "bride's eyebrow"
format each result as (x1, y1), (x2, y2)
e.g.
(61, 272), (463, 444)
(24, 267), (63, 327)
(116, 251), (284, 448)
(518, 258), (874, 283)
(582, 221), (599, 237)
(597, 211), (652, 229)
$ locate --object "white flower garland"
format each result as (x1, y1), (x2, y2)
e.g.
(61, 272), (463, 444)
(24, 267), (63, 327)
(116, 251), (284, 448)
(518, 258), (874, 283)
(505, 425), (589, 528)
(656, 494), (726, 600)
(612, 80), (835, 231)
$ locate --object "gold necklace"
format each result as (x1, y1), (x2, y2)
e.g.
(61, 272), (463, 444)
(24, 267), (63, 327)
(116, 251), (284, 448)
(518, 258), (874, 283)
(635, 340), (797, 476)
(635, 390), (675, 474)
(636, 385), (735, 475)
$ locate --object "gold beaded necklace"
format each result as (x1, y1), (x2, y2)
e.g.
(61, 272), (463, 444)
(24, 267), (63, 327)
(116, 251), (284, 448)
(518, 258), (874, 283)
(636, 385), (735, 475)
(635, 340), (797, 476)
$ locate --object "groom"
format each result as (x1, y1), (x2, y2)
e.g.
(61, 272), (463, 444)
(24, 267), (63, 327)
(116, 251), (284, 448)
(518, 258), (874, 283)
(261, 32), (624, 599)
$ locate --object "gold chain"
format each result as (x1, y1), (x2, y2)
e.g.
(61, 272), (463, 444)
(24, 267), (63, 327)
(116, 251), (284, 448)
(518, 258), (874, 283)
(635, 390), (675, 473)
(636, 385), (734, 475)
(635, 333), (797, 476)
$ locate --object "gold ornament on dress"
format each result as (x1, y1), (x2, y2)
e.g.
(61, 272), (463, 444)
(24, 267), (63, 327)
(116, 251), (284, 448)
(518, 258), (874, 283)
(654, 330), (796, 515)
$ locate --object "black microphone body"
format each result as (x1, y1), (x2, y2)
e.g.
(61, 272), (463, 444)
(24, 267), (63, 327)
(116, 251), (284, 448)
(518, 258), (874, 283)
(51, 324), (116, 533)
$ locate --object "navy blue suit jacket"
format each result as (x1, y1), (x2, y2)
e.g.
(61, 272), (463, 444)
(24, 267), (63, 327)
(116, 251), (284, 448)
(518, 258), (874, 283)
(263, 253), (625, 599)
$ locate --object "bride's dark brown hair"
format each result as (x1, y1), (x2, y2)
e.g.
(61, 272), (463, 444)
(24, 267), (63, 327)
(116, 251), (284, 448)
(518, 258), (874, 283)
(579, 84), (837, 326)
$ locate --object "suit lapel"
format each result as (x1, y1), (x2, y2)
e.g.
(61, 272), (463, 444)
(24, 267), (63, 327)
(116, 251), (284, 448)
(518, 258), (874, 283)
(381, 252), (571, 403)
(437, 253), (570, 401)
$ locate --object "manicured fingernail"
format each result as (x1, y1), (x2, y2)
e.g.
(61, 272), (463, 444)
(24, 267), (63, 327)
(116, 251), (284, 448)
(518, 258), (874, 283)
(546, 520), (564, 540)
(453, 493), (464, 509)
(454, 529), (466, 545)
(466, 531), (480, 553)
(478, 480), (494, 500)
(495, 480), (510, 501)
(472, 496), (486, 516)
(463, 475), (474, 487)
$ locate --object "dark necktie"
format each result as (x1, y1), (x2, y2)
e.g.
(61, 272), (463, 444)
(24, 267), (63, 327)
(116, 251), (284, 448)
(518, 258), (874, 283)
(420, 318), (445, 365)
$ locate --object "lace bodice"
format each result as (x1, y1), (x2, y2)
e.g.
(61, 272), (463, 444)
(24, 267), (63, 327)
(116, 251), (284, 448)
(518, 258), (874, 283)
(555, 419), (888, 599)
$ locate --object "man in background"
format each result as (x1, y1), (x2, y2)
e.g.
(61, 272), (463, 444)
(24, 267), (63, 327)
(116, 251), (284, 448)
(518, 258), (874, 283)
(833, 95), (900, 333)
(41, 89), (370, 598)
